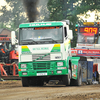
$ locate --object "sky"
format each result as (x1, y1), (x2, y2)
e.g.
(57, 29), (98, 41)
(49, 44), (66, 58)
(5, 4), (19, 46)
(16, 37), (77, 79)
(78, 11), (95, 22)
(86, 12), (95, 22)
(0, 0), (97, 22)
(0, 0), (7, 6)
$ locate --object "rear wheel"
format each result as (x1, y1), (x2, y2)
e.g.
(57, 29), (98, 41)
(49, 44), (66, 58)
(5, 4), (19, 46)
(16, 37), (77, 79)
(22, 77), (29, 87)
(75, 69), (82, 86)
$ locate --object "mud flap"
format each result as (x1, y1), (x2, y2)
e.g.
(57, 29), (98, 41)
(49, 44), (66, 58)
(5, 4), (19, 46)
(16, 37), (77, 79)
(70, 57), (82, 86)
(71, 57), (80, 80)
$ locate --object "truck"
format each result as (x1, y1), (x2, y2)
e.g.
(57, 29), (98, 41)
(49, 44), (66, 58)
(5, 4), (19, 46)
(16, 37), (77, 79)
(12, 20), (83, 87)
(71, 22), (100, 84)
(0, 34), (19, 80)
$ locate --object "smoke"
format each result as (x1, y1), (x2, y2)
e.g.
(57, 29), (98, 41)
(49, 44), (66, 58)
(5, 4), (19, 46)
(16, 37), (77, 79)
(23, 0), (39, 22)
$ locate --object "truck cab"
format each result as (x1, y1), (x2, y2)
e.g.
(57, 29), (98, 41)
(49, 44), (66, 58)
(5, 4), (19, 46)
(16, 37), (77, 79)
(17, 21), (82, 87)
(76, 22), (99, 48)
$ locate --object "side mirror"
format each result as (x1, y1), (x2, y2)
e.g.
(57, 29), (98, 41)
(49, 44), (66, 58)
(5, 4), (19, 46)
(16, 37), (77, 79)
(11, 31), (16, 45)
(68, 30), (73, 40)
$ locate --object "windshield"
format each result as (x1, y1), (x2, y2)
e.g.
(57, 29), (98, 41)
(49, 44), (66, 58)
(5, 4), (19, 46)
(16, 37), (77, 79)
(19, 26), (63, 45)
(77, 33), (94, 44)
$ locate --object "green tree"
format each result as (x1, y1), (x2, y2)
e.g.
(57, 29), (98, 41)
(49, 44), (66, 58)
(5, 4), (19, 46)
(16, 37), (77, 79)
(37, 0), (49, 21)
(47, 0), (100, 47)
(0, 6), (10, 28)
(0, 0), (28, 31)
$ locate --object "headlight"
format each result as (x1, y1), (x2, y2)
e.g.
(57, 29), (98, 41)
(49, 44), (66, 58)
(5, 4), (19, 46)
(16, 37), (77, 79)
(57, 62), (63, 66)
(21, 64), (27, 68)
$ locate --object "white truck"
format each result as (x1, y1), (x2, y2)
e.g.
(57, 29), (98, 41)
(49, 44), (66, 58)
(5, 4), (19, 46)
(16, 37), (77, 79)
(12, 20), (82, 86)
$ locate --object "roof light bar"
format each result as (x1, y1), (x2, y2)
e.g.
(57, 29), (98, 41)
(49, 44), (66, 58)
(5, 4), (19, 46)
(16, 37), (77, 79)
(83, 22), (94, 26)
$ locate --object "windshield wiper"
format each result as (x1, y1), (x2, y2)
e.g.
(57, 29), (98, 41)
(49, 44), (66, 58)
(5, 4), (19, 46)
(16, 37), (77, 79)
(21, 39), (38, 44)
(41, 38), (58, 43)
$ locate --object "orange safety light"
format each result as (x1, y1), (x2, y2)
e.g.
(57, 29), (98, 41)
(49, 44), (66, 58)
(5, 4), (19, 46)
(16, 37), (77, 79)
(75, 29), (78, 31)
(18, 69), (21, 71)
(97, 22), (100, 24)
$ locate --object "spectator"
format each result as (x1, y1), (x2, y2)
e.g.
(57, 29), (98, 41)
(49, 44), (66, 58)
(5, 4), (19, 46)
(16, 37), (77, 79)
(0, 42), (8, 53)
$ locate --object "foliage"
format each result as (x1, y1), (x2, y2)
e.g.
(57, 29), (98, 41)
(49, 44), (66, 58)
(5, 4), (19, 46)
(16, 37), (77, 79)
(0, 0), (100, 44)
(37, 0), (49, 21)
(47, 0), (100, 47)
(0, 0), (28, 32)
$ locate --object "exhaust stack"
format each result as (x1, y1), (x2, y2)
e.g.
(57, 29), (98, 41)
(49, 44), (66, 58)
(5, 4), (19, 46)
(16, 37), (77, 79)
(23, 0), (39, 22)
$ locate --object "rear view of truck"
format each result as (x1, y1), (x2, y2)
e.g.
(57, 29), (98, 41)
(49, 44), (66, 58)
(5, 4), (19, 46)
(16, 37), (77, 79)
(71, 22), (100, 84)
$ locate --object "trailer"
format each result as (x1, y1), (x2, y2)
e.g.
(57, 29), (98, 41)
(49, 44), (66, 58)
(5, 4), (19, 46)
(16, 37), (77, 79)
(71, 22), (100, 84)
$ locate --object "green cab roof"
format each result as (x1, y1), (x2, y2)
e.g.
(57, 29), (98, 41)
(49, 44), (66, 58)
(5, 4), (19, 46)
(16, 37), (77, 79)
(19, 21), (63, 28)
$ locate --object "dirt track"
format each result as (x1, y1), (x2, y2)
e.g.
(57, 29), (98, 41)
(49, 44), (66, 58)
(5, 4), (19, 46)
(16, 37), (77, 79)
(0, 80), (100, 100)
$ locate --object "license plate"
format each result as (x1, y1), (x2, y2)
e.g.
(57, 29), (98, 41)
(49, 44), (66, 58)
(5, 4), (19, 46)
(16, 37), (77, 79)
(37, 73), (47, 76)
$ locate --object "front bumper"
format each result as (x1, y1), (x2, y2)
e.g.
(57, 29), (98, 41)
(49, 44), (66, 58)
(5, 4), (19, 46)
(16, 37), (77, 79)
(18, 60), (68, 77)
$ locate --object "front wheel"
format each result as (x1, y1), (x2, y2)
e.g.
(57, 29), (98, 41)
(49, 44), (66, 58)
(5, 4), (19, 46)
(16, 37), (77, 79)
(62, 75), (70, 86)
(36, 79), (44, 86)
(22, 77), (29, 87)
(63, 69), (71, 86)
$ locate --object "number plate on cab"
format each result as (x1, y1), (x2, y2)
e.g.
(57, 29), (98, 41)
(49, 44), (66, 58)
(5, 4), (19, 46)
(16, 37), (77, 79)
(37, 73), (47, 76)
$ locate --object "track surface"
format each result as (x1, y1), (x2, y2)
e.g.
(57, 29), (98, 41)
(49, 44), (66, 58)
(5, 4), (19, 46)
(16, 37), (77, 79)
(0, 80), (100, 100)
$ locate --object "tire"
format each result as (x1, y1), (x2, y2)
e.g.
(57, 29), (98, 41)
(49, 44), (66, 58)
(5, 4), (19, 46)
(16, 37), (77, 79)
(29, 78), (37, 86)
(70, 63), (82, 86)
(63, 69), (71, 86)
(36, 79), (44, 86)
(75, 63), (82, 86)
(22, 77), (29, 87)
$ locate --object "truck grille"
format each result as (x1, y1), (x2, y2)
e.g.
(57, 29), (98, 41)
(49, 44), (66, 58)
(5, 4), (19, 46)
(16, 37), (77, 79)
(32, 54), (50, 61)
(33, 63), (50, 70)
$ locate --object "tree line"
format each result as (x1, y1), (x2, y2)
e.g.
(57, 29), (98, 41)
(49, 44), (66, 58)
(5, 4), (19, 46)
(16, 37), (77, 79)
(0, 0), (99, 47)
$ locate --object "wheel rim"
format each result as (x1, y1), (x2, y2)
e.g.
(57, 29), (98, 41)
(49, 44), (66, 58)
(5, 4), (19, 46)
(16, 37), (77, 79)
(68, 69), (71, 83)
(69, 69), (71, 79)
